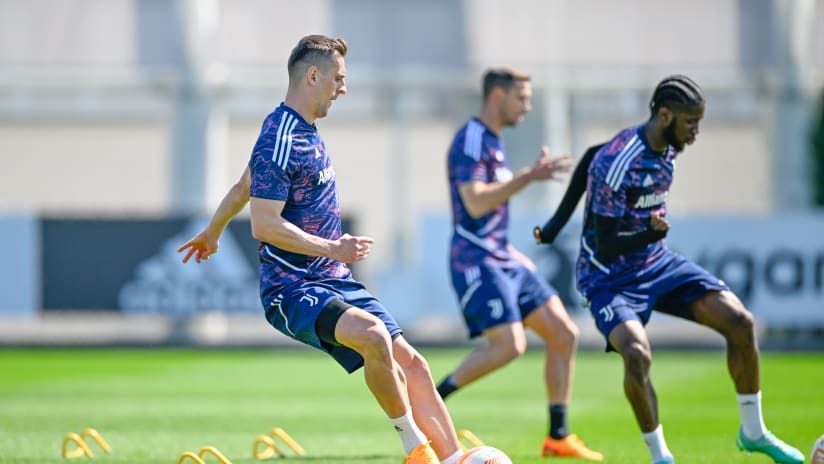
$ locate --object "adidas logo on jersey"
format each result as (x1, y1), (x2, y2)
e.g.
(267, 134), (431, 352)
(643, 175), (654, 187)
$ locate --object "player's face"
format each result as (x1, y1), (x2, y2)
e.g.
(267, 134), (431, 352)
(664, 105), (704, 152)
(500, 81), (532, 127)
(315, 53), (347, 119)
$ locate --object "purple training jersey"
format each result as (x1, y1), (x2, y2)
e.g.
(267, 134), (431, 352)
(447, 118), (517, 271)
(576, 125), (677, 291)
(249, 103), (351, 296)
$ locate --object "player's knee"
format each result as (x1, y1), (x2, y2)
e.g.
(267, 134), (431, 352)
(495, 330), (527, 358)
(549, 321), (579, 351)
(621, 341), (652, 374)
(498, 337), (526, 361)
(399, 348), (432, 379)
(355, 321), (394, 362)
(726, 308), (755, 340)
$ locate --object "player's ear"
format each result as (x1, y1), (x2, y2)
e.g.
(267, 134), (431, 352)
(488, 86), (505, 102)
(306, 65), (319, 86)
(658, 106), (673, 125)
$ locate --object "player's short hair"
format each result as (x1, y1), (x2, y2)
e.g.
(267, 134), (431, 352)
(482, 68), (530, 101)
(287, 35), (348, 81)
(649, 75), (705, 116)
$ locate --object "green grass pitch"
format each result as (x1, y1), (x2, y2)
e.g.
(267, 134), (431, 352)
(0, 348), (821, 463)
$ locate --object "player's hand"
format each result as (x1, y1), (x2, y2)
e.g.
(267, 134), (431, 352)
(649, 211), (670, 232)
(334, 233), (374, 263)
(530, 146), (573, 181)
(177, 231), (219, 264)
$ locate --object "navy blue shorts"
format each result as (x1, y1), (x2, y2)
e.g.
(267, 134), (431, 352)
(451, 262), (558, 338)
(262, 278), (402, 373)
(581, 251), (729, 349)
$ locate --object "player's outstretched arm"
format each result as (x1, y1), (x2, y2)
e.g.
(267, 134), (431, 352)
(178, 167), (252, 263)
(461, 147), (572, 218)
(534, 143), (605, 244)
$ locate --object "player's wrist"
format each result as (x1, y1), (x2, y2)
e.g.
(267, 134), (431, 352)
(521, 166), (538, 183)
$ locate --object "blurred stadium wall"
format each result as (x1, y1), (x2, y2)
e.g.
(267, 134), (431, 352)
(0, 0), (822, 348)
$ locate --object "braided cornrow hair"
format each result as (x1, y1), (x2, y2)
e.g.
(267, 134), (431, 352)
(649, 75), (705, 117)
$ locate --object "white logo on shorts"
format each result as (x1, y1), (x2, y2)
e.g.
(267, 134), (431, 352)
(487, 299), (504, 320)
(599, 305), (615, 322)
(300, 293), (319, 306)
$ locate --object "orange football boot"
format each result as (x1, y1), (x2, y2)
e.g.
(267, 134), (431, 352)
(541, 434), (604, 461)
(406, 442), (439, 464)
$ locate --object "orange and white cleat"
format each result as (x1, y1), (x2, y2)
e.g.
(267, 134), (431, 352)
(541, 434), (604, 461)
(406, 442), (439, 464)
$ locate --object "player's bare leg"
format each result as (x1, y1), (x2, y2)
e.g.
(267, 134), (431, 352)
(608, 320), (658, 431)
(525, 296), (602, 461)
(523, 296), (578, 405)
(336, 309), (409, 416)
(392, 336), (463, 462)
(444, 322), (527, 388)
(609, 320), (673, 463)
(690, 290), (803, 464)
(690, 290), (758, 393)
(336, 309), (438, 463)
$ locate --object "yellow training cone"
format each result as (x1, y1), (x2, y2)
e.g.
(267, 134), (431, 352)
(198, 446), (232, 464)
(80, 428), (112, 454)
(270, 427), (305, 456)
(61, 433), (93, 459)
(178, 451), (205, 464)
(253, 435), (282, 459)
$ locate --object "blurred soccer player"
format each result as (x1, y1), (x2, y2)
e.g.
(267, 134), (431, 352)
(437, 68), (603, 461)
(536, 75), (804, 464)
(177, 35), (464, 464)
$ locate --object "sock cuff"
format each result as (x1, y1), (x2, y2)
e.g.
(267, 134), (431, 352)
(736, 391), (762, 403)
(389, 411), (412, 423)
(549, 403), (568, 412)
(641, 424), (663, 439)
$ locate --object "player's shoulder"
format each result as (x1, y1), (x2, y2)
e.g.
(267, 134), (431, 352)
(451, 119), (484, 144)
(252, 106), (318, 168)
(262, 104), (315, 138)
(451, 118), (493, 160)
(591, 126), (643, 164)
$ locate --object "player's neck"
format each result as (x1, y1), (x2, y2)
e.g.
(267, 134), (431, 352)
(477, 112), (502, 136)
(642, 120), (669, 154)
(284, 92), (316, 125)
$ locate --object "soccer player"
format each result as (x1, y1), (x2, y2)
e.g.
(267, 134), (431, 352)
(535, 75), (804, 464)
(177, 35), (464, 464)
(438, 68), (603, 461)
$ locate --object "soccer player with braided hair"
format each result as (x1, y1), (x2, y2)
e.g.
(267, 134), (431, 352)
(535, 75), (803, 464)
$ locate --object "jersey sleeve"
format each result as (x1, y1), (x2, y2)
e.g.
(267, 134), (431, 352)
(450, 134), (489, 185)
(589, 145), (626, 218)
(249, 133), (294, 201)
